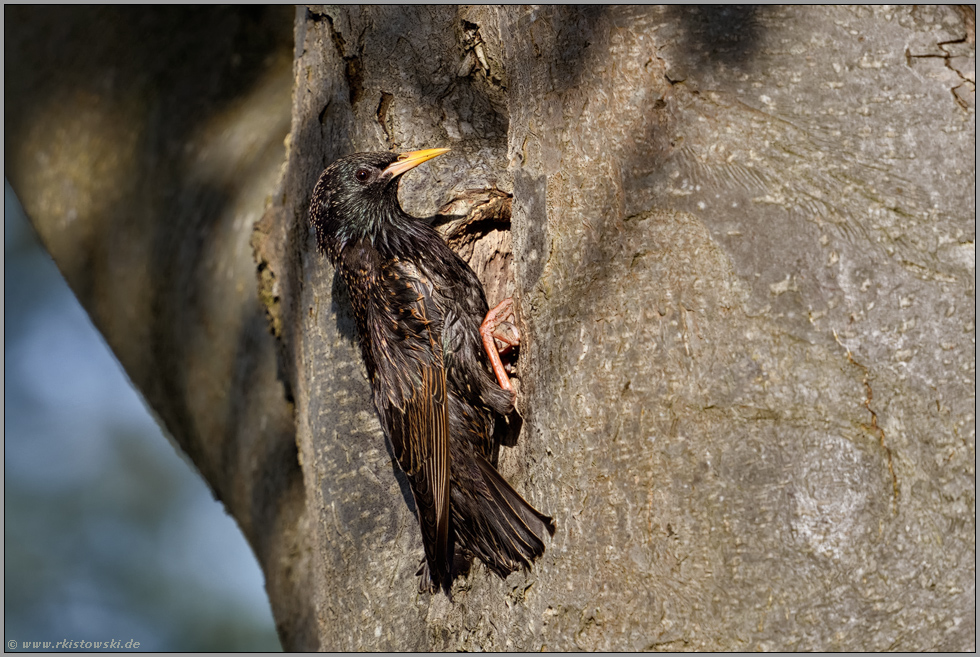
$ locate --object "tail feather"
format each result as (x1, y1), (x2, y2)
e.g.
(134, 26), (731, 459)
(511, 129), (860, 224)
(454, 455), (555, 579)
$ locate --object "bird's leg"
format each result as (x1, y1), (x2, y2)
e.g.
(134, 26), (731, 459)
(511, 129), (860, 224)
(480, 298), (520, 393)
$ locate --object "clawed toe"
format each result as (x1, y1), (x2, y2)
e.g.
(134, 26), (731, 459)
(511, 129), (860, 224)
(480, 298), (520, 392)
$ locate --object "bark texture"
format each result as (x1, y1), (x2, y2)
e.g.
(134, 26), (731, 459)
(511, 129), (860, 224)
(7, 5), (975, 651)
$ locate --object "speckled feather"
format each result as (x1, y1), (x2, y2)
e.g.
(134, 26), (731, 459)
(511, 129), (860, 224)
(309, 151), (554, 593)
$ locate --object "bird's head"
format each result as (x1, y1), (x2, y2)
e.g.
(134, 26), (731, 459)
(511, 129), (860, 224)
(309, 148), (449, 259)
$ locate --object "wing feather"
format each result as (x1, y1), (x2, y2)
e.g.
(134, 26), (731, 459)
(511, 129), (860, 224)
(370, 259), (451, 583)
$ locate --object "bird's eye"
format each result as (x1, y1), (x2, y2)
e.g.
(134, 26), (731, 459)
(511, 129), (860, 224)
(354, 168), (373, 183)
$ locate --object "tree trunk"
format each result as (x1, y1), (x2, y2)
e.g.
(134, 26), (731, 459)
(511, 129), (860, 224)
(7, 6), (975, 651)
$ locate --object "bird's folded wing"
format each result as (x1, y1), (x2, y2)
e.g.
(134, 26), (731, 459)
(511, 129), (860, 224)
(371, 259), (450, 564)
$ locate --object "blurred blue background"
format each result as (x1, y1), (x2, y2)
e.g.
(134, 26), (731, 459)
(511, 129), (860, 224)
(4, 179), (282, 651)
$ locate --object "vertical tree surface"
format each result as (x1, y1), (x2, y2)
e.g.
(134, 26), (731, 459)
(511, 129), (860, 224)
(7, 6), (975, 651)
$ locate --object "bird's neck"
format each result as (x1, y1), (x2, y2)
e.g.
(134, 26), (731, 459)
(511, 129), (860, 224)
(338, 207), (434, 261)
(322, 194), (391, 252)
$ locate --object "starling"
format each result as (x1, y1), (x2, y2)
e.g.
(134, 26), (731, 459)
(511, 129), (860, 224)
(309, 148), (555, 594)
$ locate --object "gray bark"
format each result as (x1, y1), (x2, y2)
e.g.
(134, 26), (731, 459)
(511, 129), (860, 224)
(7, 5), (975, 651)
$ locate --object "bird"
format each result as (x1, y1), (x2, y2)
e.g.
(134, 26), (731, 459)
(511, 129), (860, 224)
(309, 148), (555, 594)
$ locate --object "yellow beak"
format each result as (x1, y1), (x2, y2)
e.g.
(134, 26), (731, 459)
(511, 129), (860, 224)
(382, 147), (450, 178)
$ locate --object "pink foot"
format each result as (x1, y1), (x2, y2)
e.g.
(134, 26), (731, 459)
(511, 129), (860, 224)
(480, 298), (520, 393)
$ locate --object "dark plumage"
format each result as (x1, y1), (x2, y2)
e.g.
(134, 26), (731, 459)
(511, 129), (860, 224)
(309, 148), (554, 594)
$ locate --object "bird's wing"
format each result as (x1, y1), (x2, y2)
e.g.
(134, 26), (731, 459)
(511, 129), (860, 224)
(369, 259), (451, 575)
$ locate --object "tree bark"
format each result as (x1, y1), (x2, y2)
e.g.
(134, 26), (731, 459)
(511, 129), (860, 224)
(7, 6), (975, 651)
